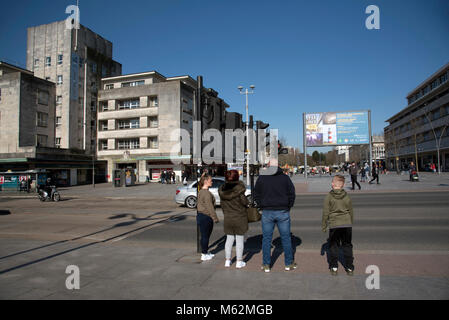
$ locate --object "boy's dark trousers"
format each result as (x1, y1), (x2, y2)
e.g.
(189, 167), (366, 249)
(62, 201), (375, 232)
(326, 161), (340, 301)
(328, 227), (354, 270)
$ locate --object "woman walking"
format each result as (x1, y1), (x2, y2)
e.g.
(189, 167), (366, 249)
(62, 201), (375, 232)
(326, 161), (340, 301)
(218, 170), (250, 269)
(197, 174), (219, 261)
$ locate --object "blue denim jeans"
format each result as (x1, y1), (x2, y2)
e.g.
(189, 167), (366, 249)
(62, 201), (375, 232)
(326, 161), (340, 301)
(261, 210), (294, 266)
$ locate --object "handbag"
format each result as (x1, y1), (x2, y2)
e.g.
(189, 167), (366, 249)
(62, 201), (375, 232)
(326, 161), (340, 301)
(247, 206), (261, 223)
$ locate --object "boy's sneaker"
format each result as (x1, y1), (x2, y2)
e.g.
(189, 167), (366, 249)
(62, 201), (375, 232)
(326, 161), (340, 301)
(285, 262), (298, 271)
(261, 265), (271, 273)
(345, 268), (354, 276)
(224, 259), (231, 267)
(201, 253), (214, 261)
(236, 261), (246, 269)
(330, 267), (338, 276)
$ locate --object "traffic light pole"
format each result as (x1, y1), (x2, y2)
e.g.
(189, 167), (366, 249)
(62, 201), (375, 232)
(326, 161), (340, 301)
(303, 113), (308, 181)
(195, 76), (203, 254)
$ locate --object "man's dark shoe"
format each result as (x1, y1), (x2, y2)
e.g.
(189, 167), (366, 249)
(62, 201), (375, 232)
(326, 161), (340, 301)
(330, 267), (338, 276)
(345, 268), (354, 276)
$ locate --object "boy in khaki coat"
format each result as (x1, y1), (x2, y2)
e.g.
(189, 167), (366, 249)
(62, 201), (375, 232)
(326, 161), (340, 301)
(322, 175), (354, 276)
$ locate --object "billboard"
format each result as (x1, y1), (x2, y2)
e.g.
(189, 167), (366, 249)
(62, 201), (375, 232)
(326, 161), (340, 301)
(305, 111), (369, 146)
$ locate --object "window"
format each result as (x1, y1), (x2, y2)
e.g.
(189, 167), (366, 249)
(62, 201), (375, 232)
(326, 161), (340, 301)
(212, 179), (225, 189)
(45, 57), (51, 66)
(99, 140), (108, 150)
(38, 90), (49, 105)
(55, 138), (61, 147)
(100, 121), (108, 131)
(118, 99), (140, 110)
(34, 59), (40, 68)
(57, 54), (63, 65)
(441, 72), (448, 84)
(56, 117), (62, 127)
(36, 135), (48, 147)
(149, 96), (158, 107)
(56, 96), (62, 105)
(433, 109), (440, 121)
(91, 101), (96, 111)
(105, 84), (114, 90)
(121, 80), (145, 88)
(431, 79), (439, 90)
(117, 139), (140, 150)
(57, 75), (63, 85)
(149, 117), (158, 128)
(91, 62), (97, 73)
(37, 112), (48, 127)
(149, 137), (158, 149)
(118, 118), (140, 129)
(101, 102), (109, 112)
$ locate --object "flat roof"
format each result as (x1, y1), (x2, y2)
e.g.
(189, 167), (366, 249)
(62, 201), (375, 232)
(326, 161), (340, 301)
(101, 70), (166, 81)
(406, 62), (449, 98)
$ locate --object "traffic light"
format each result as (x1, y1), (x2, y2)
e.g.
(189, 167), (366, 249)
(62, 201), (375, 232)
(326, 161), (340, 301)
(278, 141), (289, 155)
(256, 121), (270, 164)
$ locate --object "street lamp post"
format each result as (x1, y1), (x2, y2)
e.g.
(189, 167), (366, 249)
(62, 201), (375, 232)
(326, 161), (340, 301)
(238, 85), (255, 186)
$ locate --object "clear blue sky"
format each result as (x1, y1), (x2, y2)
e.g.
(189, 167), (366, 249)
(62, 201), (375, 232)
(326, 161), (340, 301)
(1, 0), (448, 153)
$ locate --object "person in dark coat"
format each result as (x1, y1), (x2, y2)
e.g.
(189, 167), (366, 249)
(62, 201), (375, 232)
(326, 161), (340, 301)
(219, 170), (249, 269)
(254, 159), (296, 273)
(369, 162), (380, 184)
(349, 162), (361, 190)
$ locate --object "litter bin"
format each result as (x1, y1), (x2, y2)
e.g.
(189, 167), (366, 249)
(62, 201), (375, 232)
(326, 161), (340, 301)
(113, 170), (124, 187)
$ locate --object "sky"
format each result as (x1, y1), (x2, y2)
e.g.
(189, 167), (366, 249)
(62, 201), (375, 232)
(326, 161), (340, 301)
(1, 0), (448, 153)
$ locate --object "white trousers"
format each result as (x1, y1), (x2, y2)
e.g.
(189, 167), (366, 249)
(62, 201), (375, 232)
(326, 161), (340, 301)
(225, 235), (244, 261)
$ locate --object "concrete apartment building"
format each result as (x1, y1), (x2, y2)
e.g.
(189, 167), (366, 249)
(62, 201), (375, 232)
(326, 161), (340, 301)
(97, 71), (199, 182)
(26, 20), (122, 153)
(0, 61), (56, 154)
(384, 63), (449, 172)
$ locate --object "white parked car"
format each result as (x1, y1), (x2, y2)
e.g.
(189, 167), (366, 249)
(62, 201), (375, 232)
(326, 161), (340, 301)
(175, 177), (252, 209)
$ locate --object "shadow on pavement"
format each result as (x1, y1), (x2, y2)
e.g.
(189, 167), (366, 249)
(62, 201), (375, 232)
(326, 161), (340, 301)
(320, 239), (346, 269)
(0, 210), (11, 215)
(242, 233), (302, 267)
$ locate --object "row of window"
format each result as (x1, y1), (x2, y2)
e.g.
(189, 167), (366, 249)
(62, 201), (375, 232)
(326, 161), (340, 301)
(98, 137), (159, 150)
(386, 125), (449, 149)
(393, 105), (449, 134)
(100, 96), (158, 111)
(99, 117), (158, 131)
(34, 55), (64, 68)
(408, 71), (449, 105)
(104, 80), (145, 90)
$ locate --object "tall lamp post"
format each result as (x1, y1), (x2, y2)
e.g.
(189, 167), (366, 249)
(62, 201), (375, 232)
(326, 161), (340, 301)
(238, 85), (255, 186)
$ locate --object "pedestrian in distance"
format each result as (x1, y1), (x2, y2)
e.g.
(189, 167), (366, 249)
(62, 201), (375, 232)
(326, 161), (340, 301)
(369, 162), (380, 184)
(254, 159), (297, 273)
(409, 161), (417, 181)
(197, 174), (219, 261)
(172, 171), (176, 184)
(364, 163), (370, 178)
(218, 170), (250, 269)
(360, 165), (366, 182)
(322, 175), (355, 276)
(349, 162), (361, 190)
(161, 171), (166, 184)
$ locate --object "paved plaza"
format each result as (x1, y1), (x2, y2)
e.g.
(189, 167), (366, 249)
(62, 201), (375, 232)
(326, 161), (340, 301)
(0, 172), (448, 300)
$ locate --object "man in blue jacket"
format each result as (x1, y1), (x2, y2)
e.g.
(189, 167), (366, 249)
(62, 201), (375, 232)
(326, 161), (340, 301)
(255, 159), (296, 273)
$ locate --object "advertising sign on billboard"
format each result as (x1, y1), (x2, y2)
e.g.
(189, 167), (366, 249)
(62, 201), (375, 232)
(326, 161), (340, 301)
(305, 111), (369, 147)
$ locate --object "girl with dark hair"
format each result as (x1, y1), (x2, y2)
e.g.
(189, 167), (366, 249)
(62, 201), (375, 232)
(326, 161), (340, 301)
(197, 174), (219, 261)
(218, 170), (249, 269)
